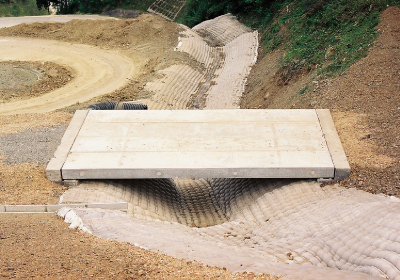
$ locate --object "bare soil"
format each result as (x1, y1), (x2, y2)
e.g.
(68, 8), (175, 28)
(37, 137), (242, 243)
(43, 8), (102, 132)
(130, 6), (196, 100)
(0, 13), (278, 280)
(0, 214), (276, 280)
(1, 7), (399, 279)
(0, 14), (195, 114)
(0, 61), (73, 103)
(242, 6), (400, 197)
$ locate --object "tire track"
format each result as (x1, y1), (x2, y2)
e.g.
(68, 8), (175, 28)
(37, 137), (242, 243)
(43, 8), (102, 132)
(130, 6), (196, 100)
(0, 37), (137, 115)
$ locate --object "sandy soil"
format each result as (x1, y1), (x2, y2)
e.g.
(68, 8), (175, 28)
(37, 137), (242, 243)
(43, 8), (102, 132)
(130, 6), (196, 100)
(0, 13), (278, 280)
(1, 214), (276, 280)
(0, 37), (137, 115)
(0, 7), (399, 279)
(0, 14), (192, 114)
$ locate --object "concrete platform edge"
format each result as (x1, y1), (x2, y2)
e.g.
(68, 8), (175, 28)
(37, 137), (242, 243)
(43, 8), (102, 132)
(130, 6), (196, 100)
(62, 167), (334, 180)
(316, 109), (351, 180)
(0, 202), (128, 213)
(45, 110), (89, 182)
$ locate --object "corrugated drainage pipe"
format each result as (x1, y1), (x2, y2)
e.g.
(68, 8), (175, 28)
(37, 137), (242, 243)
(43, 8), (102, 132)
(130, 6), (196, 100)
(87, 101), (148, 110)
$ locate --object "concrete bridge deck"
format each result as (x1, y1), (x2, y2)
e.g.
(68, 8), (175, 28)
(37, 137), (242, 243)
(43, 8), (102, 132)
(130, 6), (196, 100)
(46, 109), (350, 182)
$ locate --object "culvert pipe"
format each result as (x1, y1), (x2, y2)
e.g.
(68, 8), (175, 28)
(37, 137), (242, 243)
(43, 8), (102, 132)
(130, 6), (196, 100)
(87, 101), (148, 110)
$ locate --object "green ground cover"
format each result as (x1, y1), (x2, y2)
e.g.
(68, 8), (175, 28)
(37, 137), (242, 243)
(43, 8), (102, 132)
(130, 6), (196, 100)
(0, 0), (48, 16)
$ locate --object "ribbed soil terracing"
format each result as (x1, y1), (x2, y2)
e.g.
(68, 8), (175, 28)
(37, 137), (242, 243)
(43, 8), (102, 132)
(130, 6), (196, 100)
(192, 14), (253, 46)
(145, 14), (258, 109)
(143, 64), (203, 109)
(54, 13), (400, 280)
(204, 31), (258, 109)
(60, 179), (400, 279)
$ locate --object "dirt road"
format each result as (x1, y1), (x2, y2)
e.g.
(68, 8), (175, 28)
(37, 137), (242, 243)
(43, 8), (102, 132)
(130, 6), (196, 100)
(0, 37), (137, 115)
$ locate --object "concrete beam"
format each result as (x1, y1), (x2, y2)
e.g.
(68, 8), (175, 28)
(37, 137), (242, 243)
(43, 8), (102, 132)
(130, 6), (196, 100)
(0, 202), (128, 213)
(45, 110), (89, 182)
(316, 109), (351, 180)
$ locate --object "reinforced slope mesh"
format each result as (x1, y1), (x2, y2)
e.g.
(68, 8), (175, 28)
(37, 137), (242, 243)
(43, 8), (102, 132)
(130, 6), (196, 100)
(148, 0), (187, 21)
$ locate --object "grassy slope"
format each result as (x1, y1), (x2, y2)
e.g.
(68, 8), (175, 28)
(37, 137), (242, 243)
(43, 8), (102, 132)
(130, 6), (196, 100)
(177, 0), (400, 83)
(259, 0), (400, 80)
(0, 0), (48, 17)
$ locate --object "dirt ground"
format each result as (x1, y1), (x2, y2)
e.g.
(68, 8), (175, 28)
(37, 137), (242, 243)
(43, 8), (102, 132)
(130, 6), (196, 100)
(0, 14), (196, 114)
(0, 13), (278, 280)
(0, 7), (399, 279)
(0, 61), (72, 103)
(242, 6), (400, 197)
(0, 214), (277, 279)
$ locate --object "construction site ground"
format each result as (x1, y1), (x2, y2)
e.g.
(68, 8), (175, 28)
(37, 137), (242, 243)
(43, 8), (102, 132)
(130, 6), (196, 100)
(0, 6), (399, 279)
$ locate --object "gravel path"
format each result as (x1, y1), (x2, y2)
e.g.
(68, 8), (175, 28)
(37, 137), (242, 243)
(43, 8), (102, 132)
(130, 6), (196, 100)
(0, 124), (67, 164)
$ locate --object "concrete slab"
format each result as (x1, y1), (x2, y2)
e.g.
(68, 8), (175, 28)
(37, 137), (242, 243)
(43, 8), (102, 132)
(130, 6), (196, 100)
(45, 110), (89, 182)
(0, 203), (128, 213)
(316, 109), (351, 180)
(46, 204), (86, 212)
(48, 109), (349, 180)
(5, 205), (47, 212)
(86, 202), (128, 211)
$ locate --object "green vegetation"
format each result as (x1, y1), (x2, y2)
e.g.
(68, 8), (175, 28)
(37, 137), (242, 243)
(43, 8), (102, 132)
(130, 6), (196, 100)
(180, 0), (400, 78)
(31, 0), (400, 79)
(36, 0), (154, 14)
(261, 0), (400, 77)
(0, 0), (48, 16)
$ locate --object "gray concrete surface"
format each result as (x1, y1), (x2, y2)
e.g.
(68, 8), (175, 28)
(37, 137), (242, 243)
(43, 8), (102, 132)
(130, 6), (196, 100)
(0, 202), (127, 213)
(47, 109), (349, 181)
(316, 109), (351, 180)
(46, 110), (88, 182)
